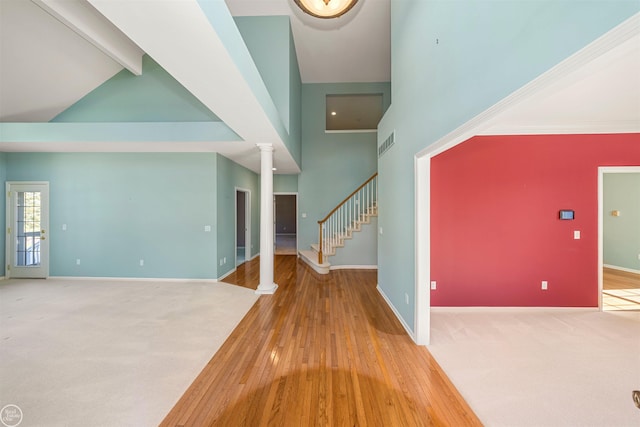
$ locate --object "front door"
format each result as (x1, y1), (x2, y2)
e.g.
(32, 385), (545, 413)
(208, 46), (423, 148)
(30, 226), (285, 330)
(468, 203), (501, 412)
(6, 182), (49, 278)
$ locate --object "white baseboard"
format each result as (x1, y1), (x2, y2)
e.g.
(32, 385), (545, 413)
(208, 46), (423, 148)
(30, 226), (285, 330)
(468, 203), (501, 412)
(330, 265), (378, 271)
(376, 284), (415, 341)
(249, 253), (260, 261)
(603, 264), (640, 275)
(50, 276), (219, 283)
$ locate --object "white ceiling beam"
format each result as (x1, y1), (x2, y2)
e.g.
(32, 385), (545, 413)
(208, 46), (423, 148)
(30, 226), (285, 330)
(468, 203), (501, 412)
(87, 0), (280, 143)
(85, 0), (300, 173)
(32, 0), (144, 75)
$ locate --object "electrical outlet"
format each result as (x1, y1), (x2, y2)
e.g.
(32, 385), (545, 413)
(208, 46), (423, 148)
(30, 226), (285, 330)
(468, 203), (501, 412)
(139, 259), (144, 267)
(405, 293), (409, 305)
(76, 259), (80, 265)
(223, 257), (226, 264)
(62, 224), (67, 231)
(430, 281), (437, 290)
(541, 280), (548, 290)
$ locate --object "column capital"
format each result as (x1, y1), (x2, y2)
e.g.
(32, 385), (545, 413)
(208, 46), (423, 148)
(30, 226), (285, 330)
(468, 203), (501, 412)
(256, 142), (274, 152)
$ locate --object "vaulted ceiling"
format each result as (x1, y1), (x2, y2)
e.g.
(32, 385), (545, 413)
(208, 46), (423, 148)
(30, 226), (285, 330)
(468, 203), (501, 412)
(0, 1), (638, 172)
(0, 0), (390, 173)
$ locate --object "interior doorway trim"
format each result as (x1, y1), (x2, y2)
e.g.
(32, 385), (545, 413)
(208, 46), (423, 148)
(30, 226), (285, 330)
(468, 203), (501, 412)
(597, 166), (640, 310)
(412, 17), (637, 346)
(5, 181), (50, 279)
(235, 187), (251, 267)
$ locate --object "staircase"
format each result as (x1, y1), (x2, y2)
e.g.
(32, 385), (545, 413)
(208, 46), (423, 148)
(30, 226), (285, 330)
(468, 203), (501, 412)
(299, 173), (378, 274)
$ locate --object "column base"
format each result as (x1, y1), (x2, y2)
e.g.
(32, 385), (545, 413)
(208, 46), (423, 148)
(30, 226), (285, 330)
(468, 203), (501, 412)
(255, 283), (278, 295)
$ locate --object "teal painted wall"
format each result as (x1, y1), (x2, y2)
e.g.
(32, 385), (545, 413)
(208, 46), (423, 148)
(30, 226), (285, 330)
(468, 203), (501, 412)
(274, 175), (298, 193)
(0, 153), (5, 277)
(604, 173), (640, 271)
(52, 56), (220, 122)
(298, 83), (390, 256)
(216, 155), (260, 278)
(288, 24), (302, 167)
(5, 153), (218, 279)
(235, 16), (290, 132)
(332, 217), (378, 267)
(235, 15), (302, 168)
(197, 1), (291, 155)
(378, 1), (640, 329)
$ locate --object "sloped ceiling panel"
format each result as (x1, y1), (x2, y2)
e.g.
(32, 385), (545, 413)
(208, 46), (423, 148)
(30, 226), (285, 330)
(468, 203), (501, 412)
(0, 0), (123, 122)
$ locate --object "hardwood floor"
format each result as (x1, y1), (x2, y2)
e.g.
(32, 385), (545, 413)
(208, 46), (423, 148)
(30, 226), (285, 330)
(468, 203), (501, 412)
(602, 267), (640, 311)
(160, 256), (481, 426)
(603, 267), (640, 290)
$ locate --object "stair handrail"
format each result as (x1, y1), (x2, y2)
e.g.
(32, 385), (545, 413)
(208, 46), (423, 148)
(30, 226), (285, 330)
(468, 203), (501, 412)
(317, 173), (378, 264)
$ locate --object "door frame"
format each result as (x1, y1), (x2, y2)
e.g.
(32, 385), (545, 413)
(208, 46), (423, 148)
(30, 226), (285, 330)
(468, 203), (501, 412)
(274, 192), (298, 255)
(5, 181), (50, 279)
(235, 187), (251, 266)
(597, 166), (640, 310)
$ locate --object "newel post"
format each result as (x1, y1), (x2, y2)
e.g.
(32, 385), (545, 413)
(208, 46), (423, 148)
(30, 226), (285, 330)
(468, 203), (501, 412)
(318, 222), (324, 264)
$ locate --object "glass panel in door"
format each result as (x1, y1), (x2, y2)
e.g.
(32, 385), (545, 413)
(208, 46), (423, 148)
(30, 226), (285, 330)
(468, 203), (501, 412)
(16, 191), (42, 267)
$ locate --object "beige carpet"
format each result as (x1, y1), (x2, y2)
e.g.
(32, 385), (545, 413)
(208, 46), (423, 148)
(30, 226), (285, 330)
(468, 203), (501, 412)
(0, 278), (258, 427)
(428, 308), (640, 427)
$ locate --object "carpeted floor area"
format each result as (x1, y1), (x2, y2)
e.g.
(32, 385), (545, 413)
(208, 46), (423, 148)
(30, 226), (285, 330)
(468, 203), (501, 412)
(0, 278), (259, 427)
(428, 308), (640, 427)
(275, 234), (297, 255)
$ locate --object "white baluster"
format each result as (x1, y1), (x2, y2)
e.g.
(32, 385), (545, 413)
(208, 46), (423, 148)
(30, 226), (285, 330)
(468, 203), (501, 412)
(340, 206), (342, 242)
(366, 184), (369, 215)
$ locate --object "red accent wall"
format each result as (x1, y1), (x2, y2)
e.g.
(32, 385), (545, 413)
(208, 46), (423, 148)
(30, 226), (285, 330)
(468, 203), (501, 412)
(430, 134), (640, 307)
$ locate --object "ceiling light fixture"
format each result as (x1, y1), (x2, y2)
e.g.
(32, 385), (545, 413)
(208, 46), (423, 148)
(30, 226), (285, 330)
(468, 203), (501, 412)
(293, 0), (358, 19)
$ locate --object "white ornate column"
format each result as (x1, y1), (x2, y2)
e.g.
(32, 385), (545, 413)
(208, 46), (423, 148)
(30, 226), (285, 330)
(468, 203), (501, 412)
(255, 143), (278, 295)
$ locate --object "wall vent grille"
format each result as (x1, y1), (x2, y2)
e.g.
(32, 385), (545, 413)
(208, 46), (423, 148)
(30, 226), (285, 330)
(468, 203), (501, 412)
(378, 131), (395, 157)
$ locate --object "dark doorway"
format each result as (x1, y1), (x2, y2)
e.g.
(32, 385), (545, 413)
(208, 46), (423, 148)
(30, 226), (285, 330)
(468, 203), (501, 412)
(236, 189), (250, 266)
(274, 194), (297, 255)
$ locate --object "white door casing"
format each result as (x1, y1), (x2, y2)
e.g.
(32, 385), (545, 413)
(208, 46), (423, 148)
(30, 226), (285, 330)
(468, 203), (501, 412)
(6, 182), (50, 278)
